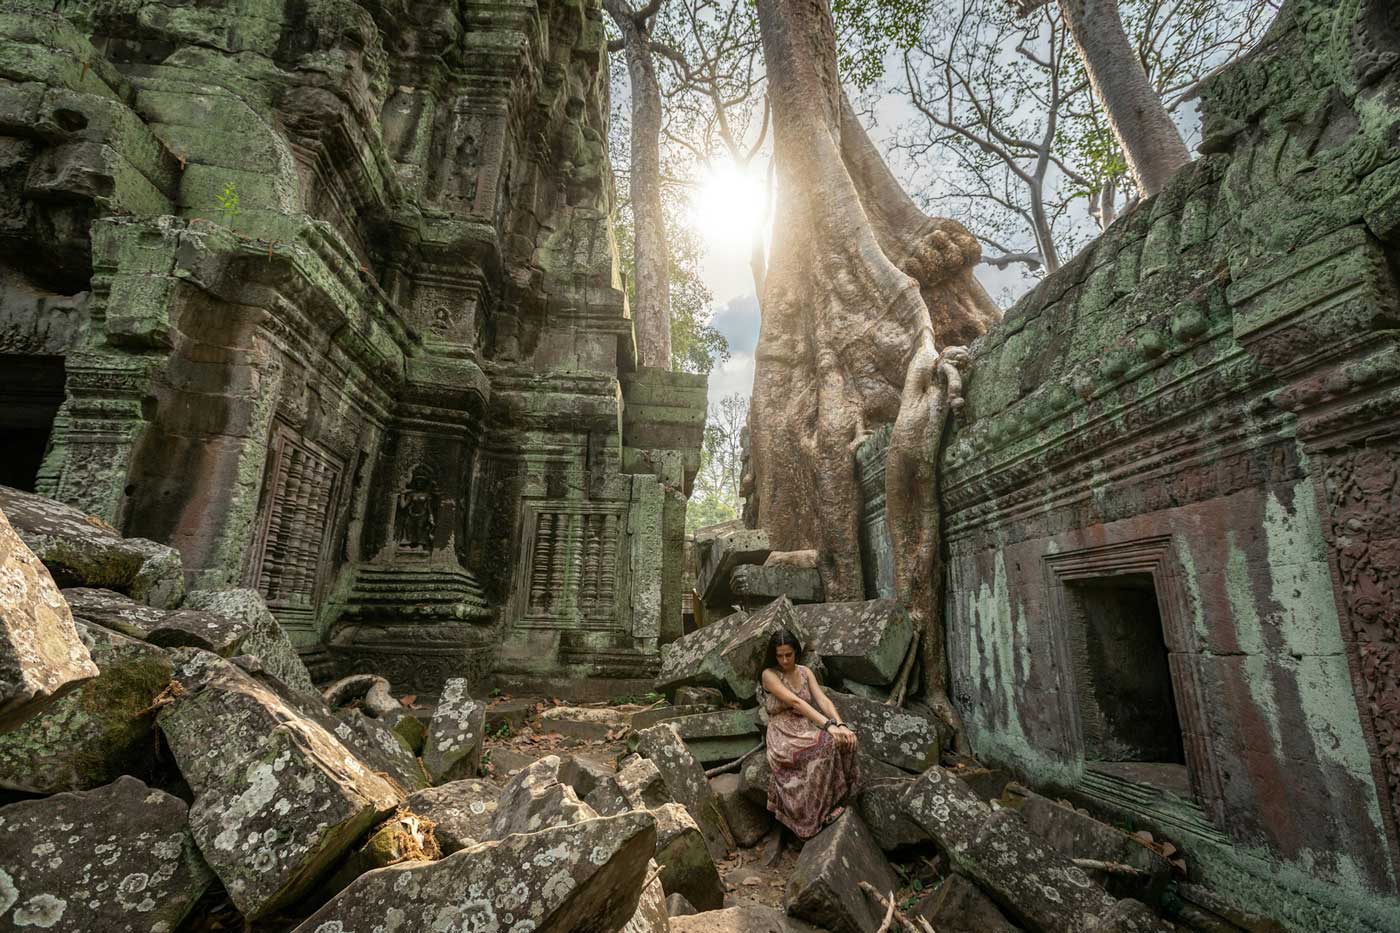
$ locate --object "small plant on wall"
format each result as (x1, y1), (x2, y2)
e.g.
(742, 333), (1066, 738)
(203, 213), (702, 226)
(214, 181), (241, 225)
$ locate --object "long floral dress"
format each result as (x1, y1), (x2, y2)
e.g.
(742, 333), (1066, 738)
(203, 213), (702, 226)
(764, 665), (860, 839)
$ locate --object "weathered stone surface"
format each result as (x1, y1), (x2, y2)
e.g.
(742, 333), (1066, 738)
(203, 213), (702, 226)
(667, 892), (699, 916)
(901, 765), (992, 855)
(857, 776), (928, 852)
(540, 704), (629, 740)
(422, 676), (485, 784)
(0, 620), (171, 792)
(388, 709), (428, 753)
(322, 674), (399, 718)
(729, 565), (823, 606)
(956, 809), (1119, 933)
(710, 772), (772, 848)
(716, 596), (807, 701)
(794, 599), (914, 687)
(588, 754), (672, 816)
(1012, 790), (1172, 903)
(0, 776), (213, 932)
(670, 905), (827, 932)
(157, 651), (402, 918)
(0, 486), (183, 608)
(828, 690), (945, 772)
(675, 686), (725, 707)
(333, 708), (429, 792)
(915, 874), (1020, 933)
(634, 702), (717, 732)
(636, 722), (732, 858)
(0, 507), (97, 732)
(656, 610), (751, 697)
(292, 811), (659, 933)
(785, 810), (900, 933)
(487, 754), (600, 840)
(485, 696), (536, 733)
(1087, 898), (1176, 932)
(182, 589), (314, 696)
(404, 778), (500, 853)
(558, 753), (616, 799)
(653, 801), (725, 911)
(697, 528), (771, 608)
(64, 586), (250, 654)
(623, 871), (673, 933)
(669, 707), (764, 766)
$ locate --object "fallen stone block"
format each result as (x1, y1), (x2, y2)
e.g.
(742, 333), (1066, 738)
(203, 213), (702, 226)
(1011, 790), (1172, 904)
(0, 506), (97, 732)
(486, 754), (599, 839)
(0, 620), (171, 793)
(633, 702), (717, 732)
(785, 810), (900, 933)
(0, 485), (183, 609)
(829, 690), (945, 772)
(540, 704), (629, 740)
(915, 874), (1020, 933)
(588, 754), (672, 816)
(669, 706), (763, 766)
(0, 776), (213, 932)
(487, 746), (538, 777)
(63, 586), (250, 655)
(636, 722), (732, 859)
(675, 686), (724, 706)
(710, 772), (772, 848)
(485, 696), (535, 733)
(422, 676), (485, 783)
(388, 709), (428, 752)
(157, 651), (402, 918)
(901, 764), (993, 855)
(623, 870), (672, 933)
(957, 809), (1121, 933)
(729, 564), (823, 606)
(697, 527), (770, 608)
(795, 598), (914, 687)
(404, 777), (500, 853)
(1087, 898), (1177, 932)
(182, 588), (314, 696)
(839, 679), (889, 702)
(558, 753), (616, 799)
(957, 765), (1012, 802)
(333, 708), (429, 791)
(292, 811), (658, 933)
(656, 609), (750, 697)
(670, 905), (828, 932)
(716, 596), (808, 701)
(857, 776), (929, 852)
(653, 801), (725, 910)
(667, 892), (699, 916)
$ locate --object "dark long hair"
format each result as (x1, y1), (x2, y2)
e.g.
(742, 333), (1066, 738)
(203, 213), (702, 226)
(764, 629), (803, 670)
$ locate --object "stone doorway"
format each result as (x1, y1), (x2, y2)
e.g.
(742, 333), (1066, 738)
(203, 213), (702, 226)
(0, 354), (64, 491)
(1065, 573), (1189, 796)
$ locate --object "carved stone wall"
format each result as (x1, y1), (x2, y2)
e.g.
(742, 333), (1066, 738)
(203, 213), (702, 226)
(0, 0), (705, 695)
(926, 1), (1400, 929)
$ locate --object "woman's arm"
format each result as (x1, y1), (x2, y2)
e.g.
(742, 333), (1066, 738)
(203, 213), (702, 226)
(805, 668), (858, 749)
(761, 669), (832, 730)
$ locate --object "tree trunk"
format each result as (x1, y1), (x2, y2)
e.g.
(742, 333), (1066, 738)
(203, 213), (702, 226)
(1057, 0), (1190, 196)
(751, 0), (999, 734)
(606, 0), (673, 369)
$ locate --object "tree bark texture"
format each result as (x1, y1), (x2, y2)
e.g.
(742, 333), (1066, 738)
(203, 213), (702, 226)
(751, 0), (1000, 725)
(1057, 0), (1190, 196)
(606, 0), (673, 369)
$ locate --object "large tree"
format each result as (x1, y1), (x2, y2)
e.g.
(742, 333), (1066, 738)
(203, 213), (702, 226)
(751, 0), (1000, 736)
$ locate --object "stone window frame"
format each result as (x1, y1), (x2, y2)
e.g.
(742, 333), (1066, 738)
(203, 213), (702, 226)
(511, 498), (631, 632)
(1042, 535), (1227, 829)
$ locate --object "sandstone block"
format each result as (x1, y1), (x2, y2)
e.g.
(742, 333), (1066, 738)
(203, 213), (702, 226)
(716, 596), (807, 701)
(729, 564), (823, 605)
(558, 753), (616, 799)
(916, 874), (1020, 933)
(857, 776), (929, 852)
(633, 702), (717, 732)
(636, 722), (732, 859)
(422, 676), (485, 783)
(333, 708), (428, 791)
(485, 696), (536, 733)
(697, 527), (770, 607)
(669, 706), (763, 765)
(956, 809), (1120, 933)
(404, 778), (500, 853)
(710, 772), (772, 848)
(670, 905), (828, 932)
(1013, 790), (1172, 903)
(901, 765), (993, 855)
(675, 686), (724, 706)
(0, 507), (97, 732)
(623, 871), (672, 933)
(795, 598), (914, 687)
(587, 754), (671, 816)
(0, 776), (212, 932)
(656, 609), (750, 697)
(829, 690), (946, 772)
(1087, 898), (1177, 932)
(182, 588), (314, 696)
(653, 801), (725, 910)
(64, 586), (249, 654)
(157, 651), (401, 918)
(540, 704), (629, 740)
(0, 620), (171, 793)
(0, 485), (183, 609)
(292, 811), (658, 933)
(785, 810), (900, 933)
(667, 892), (699, 916)
(486, 754), (599, 839)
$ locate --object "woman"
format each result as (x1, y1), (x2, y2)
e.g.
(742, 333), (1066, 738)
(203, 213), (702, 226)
(760, 629), (859, 839)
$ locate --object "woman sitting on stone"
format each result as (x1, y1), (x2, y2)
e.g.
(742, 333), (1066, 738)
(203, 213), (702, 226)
(760, 629), (860, 839)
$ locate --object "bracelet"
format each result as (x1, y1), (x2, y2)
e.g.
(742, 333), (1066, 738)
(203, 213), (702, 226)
(822, 718), (836, 731)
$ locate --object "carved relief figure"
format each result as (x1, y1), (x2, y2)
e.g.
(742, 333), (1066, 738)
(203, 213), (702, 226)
(395, 463), (441, 551)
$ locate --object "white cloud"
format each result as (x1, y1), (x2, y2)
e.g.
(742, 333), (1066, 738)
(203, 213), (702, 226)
(707, 351), (755, 406)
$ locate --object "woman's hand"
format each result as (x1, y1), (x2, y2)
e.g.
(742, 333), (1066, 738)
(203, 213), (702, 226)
(830, 724), (857, 750)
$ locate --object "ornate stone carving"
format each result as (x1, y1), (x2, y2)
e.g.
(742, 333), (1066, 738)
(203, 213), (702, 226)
(394, 464), (441, 553)
(252, 429), (342, 625)
(519, 502), (625, 629)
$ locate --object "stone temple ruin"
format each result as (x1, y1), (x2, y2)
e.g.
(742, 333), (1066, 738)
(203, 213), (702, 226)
(1, 0), (1399, 931)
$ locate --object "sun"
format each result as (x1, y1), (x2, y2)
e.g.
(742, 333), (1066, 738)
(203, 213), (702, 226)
(692, 162), (769, 245)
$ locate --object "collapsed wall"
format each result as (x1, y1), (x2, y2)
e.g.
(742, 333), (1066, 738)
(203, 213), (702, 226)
(927, 0), (1400, 928)
(0, 0), (705, 694)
